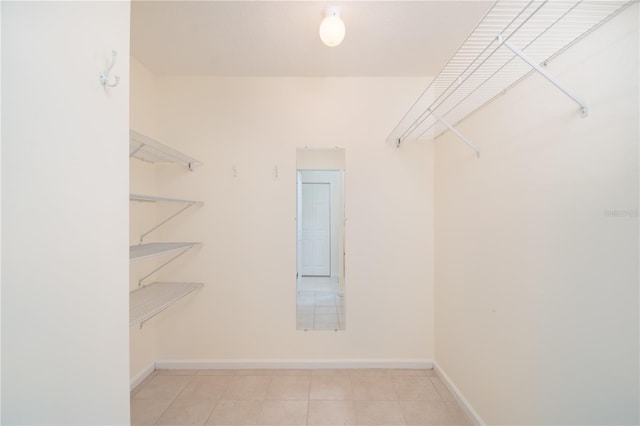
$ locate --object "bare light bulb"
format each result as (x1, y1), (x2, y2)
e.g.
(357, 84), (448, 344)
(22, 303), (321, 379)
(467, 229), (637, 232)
(319, 7), (345, 47)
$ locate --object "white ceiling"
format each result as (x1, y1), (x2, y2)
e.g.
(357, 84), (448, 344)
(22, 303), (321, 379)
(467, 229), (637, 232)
(131, 1), (493, 77)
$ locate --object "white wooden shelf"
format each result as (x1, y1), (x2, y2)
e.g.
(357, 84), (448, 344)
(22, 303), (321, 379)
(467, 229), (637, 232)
(130, 130), (203, 170)
(130, 242), (200, 263)
(130, 282), (203, 327)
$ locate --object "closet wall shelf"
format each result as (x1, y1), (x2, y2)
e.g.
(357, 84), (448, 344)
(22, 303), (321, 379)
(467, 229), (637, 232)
(130, 281), (203, 328)
(131, 242), (201, 286)
(129, 131), (204, 330)
(130, 130), (203, 170)
(387, 0), (633, 154)
(130, 193), (204, 243)
(130, 193), (203, 204)
(130, 242), (200, 263)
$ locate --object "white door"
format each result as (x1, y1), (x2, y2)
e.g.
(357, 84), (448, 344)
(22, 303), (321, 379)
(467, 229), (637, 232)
(301, 183), (331, 276)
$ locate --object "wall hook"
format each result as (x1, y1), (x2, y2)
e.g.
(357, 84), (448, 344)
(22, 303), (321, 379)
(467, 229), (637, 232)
(99, 50), (120, 87)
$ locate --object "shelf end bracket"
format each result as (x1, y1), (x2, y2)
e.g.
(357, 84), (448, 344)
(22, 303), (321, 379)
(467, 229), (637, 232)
(497, 34), (588, 118)
(429, 109), (480, 158)
(139, 202), (198, 243)
(137, 247), (193, 286)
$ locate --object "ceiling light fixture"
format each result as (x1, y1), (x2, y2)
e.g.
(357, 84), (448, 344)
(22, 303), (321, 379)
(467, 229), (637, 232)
(319, 6), (345, 47)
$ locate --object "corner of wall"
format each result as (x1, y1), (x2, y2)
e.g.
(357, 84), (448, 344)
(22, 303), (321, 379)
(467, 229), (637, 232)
(433, 362), (485, 426)
(129, 55), (161, 384)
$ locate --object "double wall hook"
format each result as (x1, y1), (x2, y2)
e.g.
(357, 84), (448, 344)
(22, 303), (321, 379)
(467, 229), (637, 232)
(99, 50), (120, 88)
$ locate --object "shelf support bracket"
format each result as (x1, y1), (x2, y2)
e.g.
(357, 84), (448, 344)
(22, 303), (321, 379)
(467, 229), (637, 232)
(429, 109), (480, 158)
(139, 202), (197, 243)
(497, 34), (588, 118)
(137, 247), (193, 286)
(129, 143), (144, 158)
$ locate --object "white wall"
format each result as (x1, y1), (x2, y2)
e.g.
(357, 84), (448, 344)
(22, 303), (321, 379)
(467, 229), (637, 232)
(142, 76), (434, 362)
(129, 57), (160, 384)
(298, 149), (346, 170)
(1, 2), (130, 424)
(434, 5), (639, 425)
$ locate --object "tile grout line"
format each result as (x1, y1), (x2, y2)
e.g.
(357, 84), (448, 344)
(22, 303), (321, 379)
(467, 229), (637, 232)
(153, 374), (194, 426)
(201, 374), (231, 426)
(303, 379), (310, 426)
(390, 374), (409, 426)
(134, 369), (469, 425)
(306, 373), (312, 426)
(429, 376), (448, 401)
(201, 399), (218, 426)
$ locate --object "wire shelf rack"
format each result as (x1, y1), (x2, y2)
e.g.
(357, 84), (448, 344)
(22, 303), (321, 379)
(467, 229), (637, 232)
(130, 194), (204, 243)
(130, 281), (203, 327)
(130, 130), (203, 170)
(387, 0), (633, 149)
(130, 242), (200, 263)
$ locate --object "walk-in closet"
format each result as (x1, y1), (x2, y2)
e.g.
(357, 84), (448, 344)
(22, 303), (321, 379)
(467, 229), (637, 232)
(2, 1), (638, 425)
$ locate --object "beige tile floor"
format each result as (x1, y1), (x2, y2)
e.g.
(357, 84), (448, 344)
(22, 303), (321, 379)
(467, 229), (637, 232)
(131, 368), (472, 426)
(297, 277), (345, 330)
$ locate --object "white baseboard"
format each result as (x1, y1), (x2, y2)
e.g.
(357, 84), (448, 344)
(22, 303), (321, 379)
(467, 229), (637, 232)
(434, 361), (485, 426)
(130, 362), (155, 391)
(155, 358), (433, 370)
